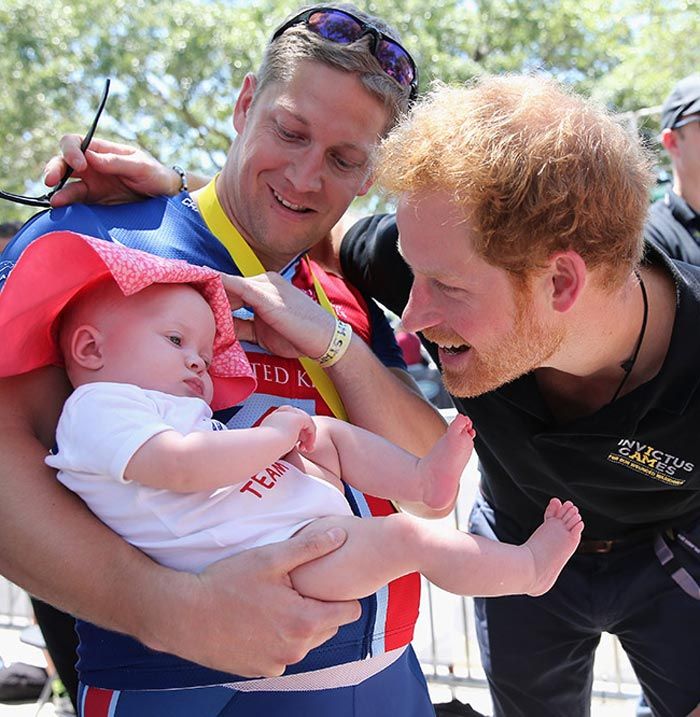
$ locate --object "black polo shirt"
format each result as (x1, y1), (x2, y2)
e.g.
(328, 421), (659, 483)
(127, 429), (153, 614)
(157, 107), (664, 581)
(645, 190), (700, 264)
(342, 214), (700, 541)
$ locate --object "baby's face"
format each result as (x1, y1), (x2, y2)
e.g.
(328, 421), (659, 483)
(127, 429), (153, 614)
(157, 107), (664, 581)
(100, 284), (217, 404)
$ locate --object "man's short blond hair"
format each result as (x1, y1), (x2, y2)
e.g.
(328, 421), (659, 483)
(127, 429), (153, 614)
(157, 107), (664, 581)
(257, 4), (411, 135)
(377, 75), (654, 288)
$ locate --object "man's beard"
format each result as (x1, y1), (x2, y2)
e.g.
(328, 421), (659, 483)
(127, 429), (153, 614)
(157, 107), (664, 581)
(424, 297), (564, 399)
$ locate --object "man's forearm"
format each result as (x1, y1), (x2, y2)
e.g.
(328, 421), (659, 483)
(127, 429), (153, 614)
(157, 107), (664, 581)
(328, 336), (447, 455)
(0, 368), (175, 649)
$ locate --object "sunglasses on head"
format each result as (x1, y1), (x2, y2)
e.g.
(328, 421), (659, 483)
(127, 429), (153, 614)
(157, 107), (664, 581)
(0, 78), (111, 208)
(272, 7), (418, 101)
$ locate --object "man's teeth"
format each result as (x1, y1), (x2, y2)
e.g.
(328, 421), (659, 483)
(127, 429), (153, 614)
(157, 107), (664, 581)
(439, 342), (470, 354)
(273, 190), (307, 212)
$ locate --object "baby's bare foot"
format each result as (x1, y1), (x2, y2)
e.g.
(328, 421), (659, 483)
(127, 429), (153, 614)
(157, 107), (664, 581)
(420, 415), (475, 510)
(524, 498), (584, 596)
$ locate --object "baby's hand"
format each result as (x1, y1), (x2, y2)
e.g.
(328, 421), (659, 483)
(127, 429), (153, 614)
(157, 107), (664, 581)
(261, 406), (317, 453)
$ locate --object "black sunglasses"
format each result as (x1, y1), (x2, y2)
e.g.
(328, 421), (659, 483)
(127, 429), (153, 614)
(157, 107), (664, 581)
(0, 78), (111, 209)
(272, 7), (418, 101)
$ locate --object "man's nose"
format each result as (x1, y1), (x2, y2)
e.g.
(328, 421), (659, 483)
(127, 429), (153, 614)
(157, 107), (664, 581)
(401, 277), (442, 333)
(285, 147), (324, 194)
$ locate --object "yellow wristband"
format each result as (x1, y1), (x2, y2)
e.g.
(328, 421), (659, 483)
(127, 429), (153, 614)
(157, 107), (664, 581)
(316, 319), (353, 368)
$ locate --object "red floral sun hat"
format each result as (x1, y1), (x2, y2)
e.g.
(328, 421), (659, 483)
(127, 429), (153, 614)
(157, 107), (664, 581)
(0, 231), (256, 410)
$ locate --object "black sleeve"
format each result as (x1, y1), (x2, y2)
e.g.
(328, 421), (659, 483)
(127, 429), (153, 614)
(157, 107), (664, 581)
(339, 213), (413, 317)
(644, 202), (675, 255)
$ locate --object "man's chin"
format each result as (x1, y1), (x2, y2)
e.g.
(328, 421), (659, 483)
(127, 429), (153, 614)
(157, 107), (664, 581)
(441, 369), (486, 398)
(440, 365), (525, 399)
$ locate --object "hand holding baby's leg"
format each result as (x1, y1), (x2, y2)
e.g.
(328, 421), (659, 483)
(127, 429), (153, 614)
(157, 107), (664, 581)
(418, 415), (475, 510)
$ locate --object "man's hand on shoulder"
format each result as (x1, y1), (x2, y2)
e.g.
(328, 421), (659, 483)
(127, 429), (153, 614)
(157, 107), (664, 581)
(43, 136), (182, 207)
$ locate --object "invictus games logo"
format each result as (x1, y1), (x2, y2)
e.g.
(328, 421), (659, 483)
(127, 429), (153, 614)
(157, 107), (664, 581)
(607, 439), (695, 486)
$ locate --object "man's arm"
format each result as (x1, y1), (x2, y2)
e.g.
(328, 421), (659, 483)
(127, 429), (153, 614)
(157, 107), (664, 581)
(325, 333), (446, 455)
(0, 368), (359, 676)
(44, 136), (210, 207)
(223, 272), (447, 456)
(327, 215), (449, 450)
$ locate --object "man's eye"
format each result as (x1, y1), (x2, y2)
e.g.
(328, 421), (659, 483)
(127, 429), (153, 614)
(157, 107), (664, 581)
(168, 335), (182, 346)
(333, 154), (361, 172)
(334, 155), (352, 170)
(433, 279), (462, 295)
(277, 124), (300, 141)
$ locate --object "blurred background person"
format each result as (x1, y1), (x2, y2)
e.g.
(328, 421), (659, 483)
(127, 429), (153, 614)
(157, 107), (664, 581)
(645, 75), (700, 263)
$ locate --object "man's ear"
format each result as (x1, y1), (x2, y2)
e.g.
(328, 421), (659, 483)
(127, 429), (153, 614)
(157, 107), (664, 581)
(660, 127), (679, 156)
(69, 325), (105, 370)
(233, 74), (258, 134)
(547, 251), (587, 314)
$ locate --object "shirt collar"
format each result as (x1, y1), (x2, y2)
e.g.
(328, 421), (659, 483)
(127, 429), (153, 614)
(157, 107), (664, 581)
(665, 190), (700, 229)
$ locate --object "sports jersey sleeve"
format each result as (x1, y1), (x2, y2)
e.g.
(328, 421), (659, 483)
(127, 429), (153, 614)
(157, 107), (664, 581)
(46, 383), (176, 484)
(339, 213), (413, 317)
(0, 205), (113, 290)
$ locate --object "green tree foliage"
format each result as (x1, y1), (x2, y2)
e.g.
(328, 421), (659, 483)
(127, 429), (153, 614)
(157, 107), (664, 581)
(593, 0), (699, 109)
(1, 0), (697, 222)
(1, 0), (283, 220)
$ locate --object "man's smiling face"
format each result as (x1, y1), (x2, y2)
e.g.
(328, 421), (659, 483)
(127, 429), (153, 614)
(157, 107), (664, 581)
(221, 60), (390, 271)
(398, 191), (564, 398)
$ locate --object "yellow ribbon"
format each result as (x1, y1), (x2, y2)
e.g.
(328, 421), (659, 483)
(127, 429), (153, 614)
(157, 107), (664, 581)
(196, 177), (348, 420)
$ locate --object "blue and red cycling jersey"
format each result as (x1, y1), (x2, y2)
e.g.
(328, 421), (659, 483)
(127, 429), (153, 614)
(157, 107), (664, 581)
(0, 194), (420, 690)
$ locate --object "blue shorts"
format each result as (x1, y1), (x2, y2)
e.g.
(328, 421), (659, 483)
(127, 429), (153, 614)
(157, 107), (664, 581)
(78, 646), (434, 717)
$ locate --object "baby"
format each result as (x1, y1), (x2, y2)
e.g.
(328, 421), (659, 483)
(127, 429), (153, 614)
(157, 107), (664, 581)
(1, 232), (583, 606)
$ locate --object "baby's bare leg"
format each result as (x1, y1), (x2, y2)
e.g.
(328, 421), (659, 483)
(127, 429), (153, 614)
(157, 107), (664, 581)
(418, 415), (475, 510)
(309, 414), (475, 513)
(290, 499), (583, 601)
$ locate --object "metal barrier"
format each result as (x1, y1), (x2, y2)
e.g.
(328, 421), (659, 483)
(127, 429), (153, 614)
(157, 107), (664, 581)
(417, 582), (642, 704)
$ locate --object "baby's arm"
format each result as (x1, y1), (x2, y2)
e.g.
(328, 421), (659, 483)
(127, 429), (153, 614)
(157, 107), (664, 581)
(127, 406), (316, 492)
(302, 414), (475, 518)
